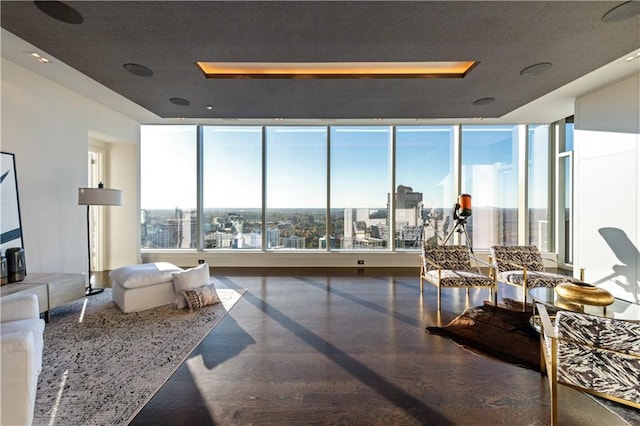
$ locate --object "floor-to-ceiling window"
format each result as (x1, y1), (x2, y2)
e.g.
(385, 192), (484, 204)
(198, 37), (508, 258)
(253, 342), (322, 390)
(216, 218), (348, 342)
(330, 127), (392, 250)
(559, 117), (574, 264)
(395, 126), (454, 248)
(460, 125), (519, 250)
(528, 124), (550, 250)
(141, 125), (197, 249)
(201, 126), (263, 249)
(140, 123), (561, 254)
(265, 126), (328, 250)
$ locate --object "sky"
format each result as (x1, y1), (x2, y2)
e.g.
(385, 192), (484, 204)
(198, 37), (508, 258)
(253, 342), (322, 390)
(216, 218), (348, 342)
(140, 124), (544, 210)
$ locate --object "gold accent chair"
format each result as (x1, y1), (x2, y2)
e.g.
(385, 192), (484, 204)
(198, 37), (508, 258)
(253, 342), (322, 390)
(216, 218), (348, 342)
(536, 304), (640, 426)
(420, 245), (496, 310)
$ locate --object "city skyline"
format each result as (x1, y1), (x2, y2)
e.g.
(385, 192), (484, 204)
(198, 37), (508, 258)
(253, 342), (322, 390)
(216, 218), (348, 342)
(140, 203), (541, 251)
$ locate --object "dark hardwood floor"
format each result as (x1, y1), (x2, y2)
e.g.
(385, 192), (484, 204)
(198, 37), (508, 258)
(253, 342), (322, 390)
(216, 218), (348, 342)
(124, 268), (629, 426)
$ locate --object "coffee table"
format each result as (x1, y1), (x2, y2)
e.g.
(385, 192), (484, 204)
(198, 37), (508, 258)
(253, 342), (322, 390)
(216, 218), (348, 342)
(529, 286), (640, 321)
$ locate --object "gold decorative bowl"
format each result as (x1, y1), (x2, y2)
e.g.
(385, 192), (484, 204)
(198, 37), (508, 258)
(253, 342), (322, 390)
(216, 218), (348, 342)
(555, 282), (614, 306)
(554, 299), (585, 312)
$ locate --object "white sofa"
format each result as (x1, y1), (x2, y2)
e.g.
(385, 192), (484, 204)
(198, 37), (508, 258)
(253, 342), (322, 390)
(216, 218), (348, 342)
(1, 294), (45, 426)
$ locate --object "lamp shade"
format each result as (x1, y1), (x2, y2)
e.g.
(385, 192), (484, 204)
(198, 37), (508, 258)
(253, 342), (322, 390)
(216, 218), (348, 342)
(78, 187), (123, 206)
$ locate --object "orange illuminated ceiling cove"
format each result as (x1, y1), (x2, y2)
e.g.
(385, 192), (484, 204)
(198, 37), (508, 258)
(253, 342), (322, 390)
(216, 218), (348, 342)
(197, 61), (478, 79)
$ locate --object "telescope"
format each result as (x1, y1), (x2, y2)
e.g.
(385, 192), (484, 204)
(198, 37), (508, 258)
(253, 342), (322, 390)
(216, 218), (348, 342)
(443, 194), (473, 251)
(454, 193), (472, 219)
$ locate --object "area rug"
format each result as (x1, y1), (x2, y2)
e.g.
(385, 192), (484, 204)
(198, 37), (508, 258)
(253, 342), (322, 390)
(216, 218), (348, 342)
(426, 301), (541, 371)
(33, 287), (246, 426)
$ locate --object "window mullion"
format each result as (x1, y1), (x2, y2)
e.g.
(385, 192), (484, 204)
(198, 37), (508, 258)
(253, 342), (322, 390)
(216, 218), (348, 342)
(326, 126), (331, 252)
(261, 126), (267, 251)
(518, 125), (528, 245)
(196, 125), (204, 251)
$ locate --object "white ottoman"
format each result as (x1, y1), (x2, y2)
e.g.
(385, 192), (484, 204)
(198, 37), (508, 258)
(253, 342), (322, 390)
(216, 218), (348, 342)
(109, 262), (183, 313)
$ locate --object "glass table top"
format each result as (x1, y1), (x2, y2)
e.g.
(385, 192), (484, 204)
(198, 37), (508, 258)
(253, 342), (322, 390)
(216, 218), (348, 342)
(529, 287), (640, 321)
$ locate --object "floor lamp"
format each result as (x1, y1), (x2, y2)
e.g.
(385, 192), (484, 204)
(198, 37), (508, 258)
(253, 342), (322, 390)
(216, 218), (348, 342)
(78, 182), (122, 296)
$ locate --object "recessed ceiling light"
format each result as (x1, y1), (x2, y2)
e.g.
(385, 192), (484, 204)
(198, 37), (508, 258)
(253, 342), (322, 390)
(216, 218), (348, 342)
(520, 62), (552, 76)
(473, 97), (495, 106)
(170, 97), (190, 106)
(205, 105), (214, 110)
(34, 1), (84, 24)
(27, 52), (51, 64)
(123, 63), (154, 77)
(196, 61), (478, 79)
(602, 1), (640, 23)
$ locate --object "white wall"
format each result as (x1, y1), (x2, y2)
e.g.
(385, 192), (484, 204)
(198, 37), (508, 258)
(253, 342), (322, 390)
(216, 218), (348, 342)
(0, 58), (140, 277)
(574, 73), (640, 302)
(107, 140), (140, 268)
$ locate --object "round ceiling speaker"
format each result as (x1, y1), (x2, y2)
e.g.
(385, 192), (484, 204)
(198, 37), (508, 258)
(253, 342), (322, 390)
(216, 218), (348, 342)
(123, 63), (154, 77)
(473, 97), (495, 106)
(602, 1), (640, 23)
(520, 62), (552, 76)
(35, 1), (84, 24)
(170, 97), (191, 106)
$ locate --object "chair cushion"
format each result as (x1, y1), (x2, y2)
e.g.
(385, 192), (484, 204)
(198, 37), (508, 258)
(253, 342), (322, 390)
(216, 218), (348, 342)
(556, 311), (640, 356)
(109, 262), (183, 289)
(424, 270), (494, 287)
(490, 245), (545, 273)
(555, 311), (640, 404)
(558, 340), (640, 403)
(423, 245), (472, 270)
(497, 271), (580, 288)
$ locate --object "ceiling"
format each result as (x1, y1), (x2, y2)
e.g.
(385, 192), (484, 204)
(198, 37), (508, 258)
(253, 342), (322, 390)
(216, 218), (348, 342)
(1, 1), (639, 124)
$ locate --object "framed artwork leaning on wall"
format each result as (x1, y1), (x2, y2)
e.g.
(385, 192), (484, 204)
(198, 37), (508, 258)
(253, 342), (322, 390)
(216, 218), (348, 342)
(0, 151), (24, 253)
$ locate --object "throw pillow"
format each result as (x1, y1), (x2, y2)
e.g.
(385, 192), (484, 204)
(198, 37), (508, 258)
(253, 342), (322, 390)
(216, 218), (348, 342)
(182, 284), (221, 311)
(172, 263), (211, 309)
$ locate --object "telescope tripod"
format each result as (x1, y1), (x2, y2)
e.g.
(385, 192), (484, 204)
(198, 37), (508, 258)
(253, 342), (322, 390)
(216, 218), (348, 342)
(442, 216), (473, 253)
(414, 215), (442, 248)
